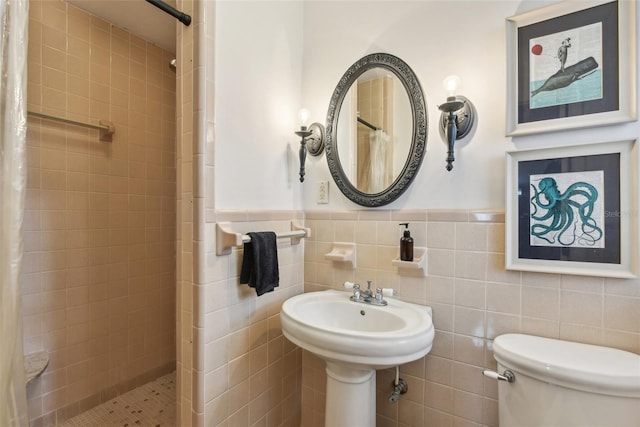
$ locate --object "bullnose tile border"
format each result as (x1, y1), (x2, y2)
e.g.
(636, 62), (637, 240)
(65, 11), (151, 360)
(305, 209), (504, 223)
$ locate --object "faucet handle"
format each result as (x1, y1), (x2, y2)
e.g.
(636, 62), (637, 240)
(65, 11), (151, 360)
(343, 281), (358, 290)
(351, 283), (361, 301)
(380, 288), (396, 297)
(373, 288), (391, 306)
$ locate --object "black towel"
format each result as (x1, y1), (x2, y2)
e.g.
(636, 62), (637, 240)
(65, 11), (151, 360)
(240, 232), (279, 296)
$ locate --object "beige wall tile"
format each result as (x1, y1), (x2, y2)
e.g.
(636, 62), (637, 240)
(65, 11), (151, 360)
(485, 312), (519, 340)
(486, 252), (521, 284)
(300, 209), (640, 425)
(425, 355), (453, 386)
(559, 323), (603, 345)
(454, 307), (486, 338)
(454, 279), (486, 309)
(427, 222), (455, 250)
(522, 286), (560, 321)
(454, 251), (486, 281)
(424, 381), (453, 413)
(486, 223), (505, 253)
(455, 223), (487, 251)
(428, 249), (455, 277)
(561, 274), (604, 293)
(604, 295), (640, 333)
(486, 282), (520, 315)
(560, 291), (603, 327)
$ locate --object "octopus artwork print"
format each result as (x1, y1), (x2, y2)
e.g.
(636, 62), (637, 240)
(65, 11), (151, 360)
(507, 140), (637, 277)
(529, 171), (604, 248)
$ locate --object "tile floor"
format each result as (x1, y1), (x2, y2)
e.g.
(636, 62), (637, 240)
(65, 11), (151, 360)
(58, 372), (176, 426)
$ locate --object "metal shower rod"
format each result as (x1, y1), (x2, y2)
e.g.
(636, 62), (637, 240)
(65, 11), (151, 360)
(145, 0), (191, 26)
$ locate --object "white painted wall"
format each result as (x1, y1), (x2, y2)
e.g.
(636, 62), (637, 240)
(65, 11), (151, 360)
(215, 0), (305, 209)
(301, 0), (640, 210)
(214, 0), (639, 211)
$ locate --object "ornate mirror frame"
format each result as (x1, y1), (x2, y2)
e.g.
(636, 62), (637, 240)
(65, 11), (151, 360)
(325, 53), (428, 207)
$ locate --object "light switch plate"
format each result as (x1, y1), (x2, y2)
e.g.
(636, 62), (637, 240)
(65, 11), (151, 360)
(317, 181), (329, 204)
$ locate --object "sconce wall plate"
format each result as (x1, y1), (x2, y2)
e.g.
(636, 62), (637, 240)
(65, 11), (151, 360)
(295, 127), (312, 182)
(305, 122), (325, 156)
(295, 121), (326, 182)
(438, 95), (477, 171)
(438, 95), (476, 140)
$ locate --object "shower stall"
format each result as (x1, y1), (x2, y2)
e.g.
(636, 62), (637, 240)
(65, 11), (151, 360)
(2, 0), (178, 424)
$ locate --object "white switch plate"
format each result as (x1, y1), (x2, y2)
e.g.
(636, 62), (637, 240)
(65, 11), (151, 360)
(317, 181), (329, 204)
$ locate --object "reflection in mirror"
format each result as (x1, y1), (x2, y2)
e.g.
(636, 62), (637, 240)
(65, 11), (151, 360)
(326, 53), (428, 207)
(337, 70), (412, 193)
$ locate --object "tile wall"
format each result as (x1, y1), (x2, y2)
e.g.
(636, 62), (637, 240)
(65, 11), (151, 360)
(177, 1), (305, 423)
(24, 1), (176, 424)
(200, 212), (305, 426)
(175, 0), (195, 423)
(302, 209), (640, 427)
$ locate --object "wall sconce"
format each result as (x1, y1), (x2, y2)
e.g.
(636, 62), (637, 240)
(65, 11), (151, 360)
(294, 108), (325, 182)
(437, 75), (476, 171)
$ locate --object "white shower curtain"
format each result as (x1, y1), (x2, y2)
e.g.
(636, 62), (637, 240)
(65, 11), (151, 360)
(368, 129), (392, 193)
(0, 0), (29, 425)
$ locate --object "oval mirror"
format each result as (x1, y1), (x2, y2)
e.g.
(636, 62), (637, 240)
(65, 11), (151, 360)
(325, 53), (428, 207)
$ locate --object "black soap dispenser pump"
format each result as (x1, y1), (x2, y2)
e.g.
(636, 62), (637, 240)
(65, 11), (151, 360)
(399, 223), (414, 262)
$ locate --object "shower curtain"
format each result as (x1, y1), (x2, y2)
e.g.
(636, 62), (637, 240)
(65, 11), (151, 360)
(0, 0), (29, 425)
(367, 129), (392, 193)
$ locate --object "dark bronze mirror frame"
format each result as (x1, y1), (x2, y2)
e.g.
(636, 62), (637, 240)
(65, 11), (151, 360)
(325, 53), (428, 207)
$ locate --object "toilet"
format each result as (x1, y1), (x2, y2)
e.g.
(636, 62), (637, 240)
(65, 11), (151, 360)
(488, 333), (640, 427)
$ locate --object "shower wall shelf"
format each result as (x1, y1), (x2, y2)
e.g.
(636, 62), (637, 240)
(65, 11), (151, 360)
(216, 221), (310, 256)
(324, 242), (356, 268)
(391, 247), (427, 277)
(24, 351), (49, 384)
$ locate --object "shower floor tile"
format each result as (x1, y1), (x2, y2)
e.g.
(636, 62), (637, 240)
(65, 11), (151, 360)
(58, 372), (176, 427)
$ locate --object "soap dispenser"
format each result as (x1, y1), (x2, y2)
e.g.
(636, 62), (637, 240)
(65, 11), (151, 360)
(399, 223), (414, 262)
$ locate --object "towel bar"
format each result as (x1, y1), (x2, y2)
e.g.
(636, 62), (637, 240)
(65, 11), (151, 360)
(241, 230), (304, 243)
(216, 221), (311, 256)
(27, 111), (115, 142)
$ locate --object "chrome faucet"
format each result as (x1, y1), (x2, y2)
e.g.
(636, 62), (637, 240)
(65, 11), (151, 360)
(344, 281), (396, 306)
(362, 280), (374, 299)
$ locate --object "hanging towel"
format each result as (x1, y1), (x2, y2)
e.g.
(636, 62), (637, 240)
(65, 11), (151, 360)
(240, 232), (280, 296)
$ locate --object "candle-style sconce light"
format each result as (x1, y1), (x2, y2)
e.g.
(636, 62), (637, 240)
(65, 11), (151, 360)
(294, 108), (325, 182)
(437, 75), (477, 171)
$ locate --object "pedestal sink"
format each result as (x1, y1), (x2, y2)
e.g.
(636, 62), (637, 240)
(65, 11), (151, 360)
(281, 289), (434, 427)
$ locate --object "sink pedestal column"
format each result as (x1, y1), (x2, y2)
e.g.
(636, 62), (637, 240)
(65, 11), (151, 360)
(325, 362), (376, 427)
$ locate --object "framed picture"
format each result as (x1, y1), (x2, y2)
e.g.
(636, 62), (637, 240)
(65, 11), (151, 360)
(506, 140), (638, 278)
(506, 0), (637, 136)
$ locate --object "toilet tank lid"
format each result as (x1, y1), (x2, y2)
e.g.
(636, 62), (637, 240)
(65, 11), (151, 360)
(493, 334), (640, 398)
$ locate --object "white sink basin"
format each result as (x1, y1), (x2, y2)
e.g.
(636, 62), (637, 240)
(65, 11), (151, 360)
(281, 289), (434, 368)
(281, 289), (435, 426)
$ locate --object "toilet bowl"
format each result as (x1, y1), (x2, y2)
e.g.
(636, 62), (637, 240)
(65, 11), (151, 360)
(487, 334), (640, 427)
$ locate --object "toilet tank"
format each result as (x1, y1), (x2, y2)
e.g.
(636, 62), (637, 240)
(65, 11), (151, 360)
(492, 334), (640, 427)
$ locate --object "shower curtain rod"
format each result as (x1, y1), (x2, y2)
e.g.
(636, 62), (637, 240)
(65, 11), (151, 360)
(27, 111), (115, 142)
(357, 117), (380, 131)
(145, 0), (191, 26)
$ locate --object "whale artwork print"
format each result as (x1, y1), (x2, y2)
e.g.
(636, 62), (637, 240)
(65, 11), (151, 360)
(529, 22), (603, 109)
